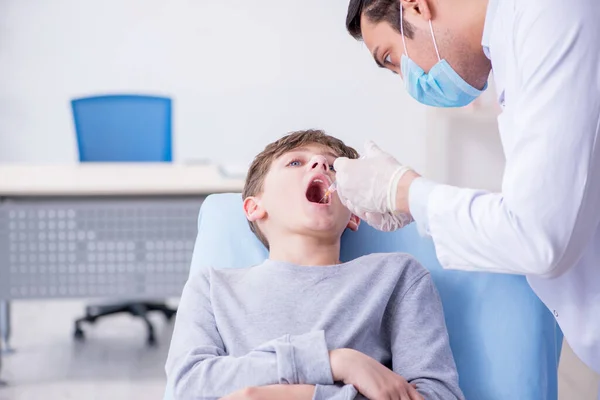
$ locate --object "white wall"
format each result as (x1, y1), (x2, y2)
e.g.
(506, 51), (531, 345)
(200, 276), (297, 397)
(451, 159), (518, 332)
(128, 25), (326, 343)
(424, 107), (505, 192)
(0, 0), (430, 174)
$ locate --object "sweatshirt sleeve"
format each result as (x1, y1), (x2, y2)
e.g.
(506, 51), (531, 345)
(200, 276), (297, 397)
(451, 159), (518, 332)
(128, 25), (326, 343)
(386, 262), (465, 400)
(312, 383), (358, 400)
(165, 269), (335, 399)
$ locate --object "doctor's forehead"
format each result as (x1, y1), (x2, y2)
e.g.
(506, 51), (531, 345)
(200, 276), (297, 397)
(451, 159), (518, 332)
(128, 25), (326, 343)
(360, 15), (398, 52)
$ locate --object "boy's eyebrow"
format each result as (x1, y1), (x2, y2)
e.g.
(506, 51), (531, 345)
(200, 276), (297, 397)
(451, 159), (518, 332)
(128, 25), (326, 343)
(285, 148), (339, 159)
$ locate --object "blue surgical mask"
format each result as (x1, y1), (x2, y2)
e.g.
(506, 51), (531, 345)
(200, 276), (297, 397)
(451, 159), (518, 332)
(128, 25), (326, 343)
(399, 7), (486, 107)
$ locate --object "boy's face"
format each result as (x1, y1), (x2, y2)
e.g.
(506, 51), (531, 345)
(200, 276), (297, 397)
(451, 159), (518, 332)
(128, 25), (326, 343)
(244, 144), (359, 242)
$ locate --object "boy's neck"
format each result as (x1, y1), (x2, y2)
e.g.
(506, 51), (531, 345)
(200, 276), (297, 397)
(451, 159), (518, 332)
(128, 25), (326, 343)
(268, 234), (342, 266)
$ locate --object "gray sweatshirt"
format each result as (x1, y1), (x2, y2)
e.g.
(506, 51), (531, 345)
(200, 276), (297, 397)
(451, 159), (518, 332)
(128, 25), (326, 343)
(165, 253), (464, 400)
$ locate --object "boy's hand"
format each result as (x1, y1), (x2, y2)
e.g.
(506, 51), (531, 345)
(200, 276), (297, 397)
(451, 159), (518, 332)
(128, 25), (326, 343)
(330, 349), (424, 400)
(220, 385), (315, 400)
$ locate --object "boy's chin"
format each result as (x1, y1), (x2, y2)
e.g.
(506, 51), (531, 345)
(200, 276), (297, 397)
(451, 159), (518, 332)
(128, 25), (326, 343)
(302, 215), (347, 234)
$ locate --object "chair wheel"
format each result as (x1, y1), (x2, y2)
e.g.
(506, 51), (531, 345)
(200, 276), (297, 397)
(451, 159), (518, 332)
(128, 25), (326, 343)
(164, 310), (176, 321)
(74, 328), (85, 341)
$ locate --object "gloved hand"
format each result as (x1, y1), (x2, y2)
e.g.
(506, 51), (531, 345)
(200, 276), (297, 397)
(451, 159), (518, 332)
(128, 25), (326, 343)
(333, 140), (414, 232)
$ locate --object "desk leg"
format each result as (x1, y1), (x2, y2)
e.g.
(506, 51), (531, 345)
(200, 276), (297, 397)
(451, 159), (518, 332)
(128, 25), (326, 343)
(0, 301), (13, 354)
(0, 350), (4, 387)
(0, 333), (3, 386)
(0, 303), (5, 387)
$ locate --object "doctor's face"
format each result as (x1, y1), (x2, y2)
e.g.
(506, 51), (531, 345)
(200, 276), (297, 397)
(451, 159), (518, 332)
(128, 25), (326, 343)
(359, 14), (439, 78)
(355, 5), (491, 91)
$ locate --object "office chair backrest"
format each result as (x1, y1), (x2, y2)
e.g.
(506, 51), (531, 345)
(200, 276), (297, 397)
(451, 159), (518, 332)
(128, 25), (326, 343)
(164, 193), (564, 400)
(71, 94), (172, 162)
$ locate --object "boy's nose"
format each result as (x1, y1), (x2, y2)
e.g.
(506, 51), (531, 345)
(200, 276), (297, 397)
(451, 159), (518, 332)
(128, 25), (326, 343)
(309, 155), (329, 171)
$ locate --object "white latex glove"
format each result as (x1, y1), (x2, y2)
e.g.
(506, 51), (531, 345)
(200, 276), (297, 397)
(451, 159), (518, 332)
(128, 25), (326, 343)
(333, 140), (414, 232)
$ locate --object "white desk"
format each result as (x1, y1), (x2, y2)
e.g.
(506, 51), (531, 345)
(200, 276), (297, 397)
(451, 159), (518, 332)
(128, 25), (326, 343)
(0, 163), (245, 196)
(0, 163), (245, 367)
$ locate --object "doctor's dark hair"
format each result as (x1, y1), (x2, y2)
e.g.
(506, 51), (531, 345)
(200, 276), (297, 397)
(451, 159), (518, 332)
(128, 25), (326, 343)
(242, 129), (358, 249)
(346, 0), (415, 40)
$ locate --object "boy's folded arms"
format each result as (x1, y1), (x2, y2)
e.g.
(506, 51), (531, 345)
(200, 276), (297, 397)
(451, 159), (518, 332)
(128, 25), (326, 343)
(165, 130), (464, 400)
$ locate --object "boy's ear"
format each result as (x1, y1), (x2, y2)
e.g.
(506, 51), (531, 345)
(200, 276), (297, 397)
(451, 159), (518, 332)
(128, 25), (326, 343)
(243, 196), (267, 222)
(346, 214), (360, 231)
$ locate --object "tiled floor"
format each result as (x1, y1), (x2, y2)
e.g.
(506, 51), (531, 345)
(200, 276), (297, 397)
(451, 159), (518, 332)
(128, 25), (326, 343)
(0, 300), (174, 400)
(0, 300), (598, 400)
(558, 340), (599, 400)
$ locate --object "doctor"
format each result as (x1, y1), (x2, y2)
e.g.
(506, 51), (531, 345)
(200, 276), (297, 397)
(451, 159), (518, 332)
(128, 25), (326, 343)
(334, 0), (600, 378)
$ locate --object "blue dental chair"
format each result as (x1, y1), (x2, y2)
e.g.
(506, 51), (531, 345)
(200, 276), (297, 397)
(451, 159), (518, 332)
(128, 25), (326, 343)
(164, 193), (564, 399)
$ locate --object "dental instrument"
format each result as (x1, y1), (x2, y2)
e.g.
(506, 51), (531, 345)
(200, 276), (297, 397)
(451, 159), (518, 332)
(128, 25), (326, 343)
(320, 181), (337, 203)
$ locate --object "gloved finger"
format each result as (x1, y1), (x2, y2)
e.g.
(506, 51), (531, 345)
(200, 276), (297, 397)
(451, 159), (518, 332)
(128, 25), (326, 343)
(353, 210), (369, 223)
(342, 199), (353, 211)
(334, 189), (349, 206)
(365, 211), (399, 232)
(344, 200), (360, 217)
(345, 200), (368, 221)
(339, 198), (352, 211)
(332, 157), (350, 173)
(364, 211), (382, 225)
(363, 139), (385, 158)
(351, 204), (373, 222)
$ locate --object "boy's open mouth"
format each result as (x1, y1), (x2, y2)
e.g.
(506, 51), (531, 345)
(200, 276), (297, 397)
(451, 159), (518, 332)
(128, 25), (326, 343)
(306, 177), (330, 204)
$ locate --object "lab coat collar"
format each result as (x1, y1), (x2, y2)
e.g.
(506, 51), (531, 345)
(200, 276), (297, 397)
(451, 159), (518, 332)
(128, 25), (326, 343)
(481, 0), (499, 60)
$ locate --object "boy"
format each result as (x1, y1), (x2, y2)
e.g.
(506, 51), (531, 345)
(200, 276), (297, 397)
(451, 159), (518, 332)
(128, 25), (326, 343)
(165, 129), (464, 400)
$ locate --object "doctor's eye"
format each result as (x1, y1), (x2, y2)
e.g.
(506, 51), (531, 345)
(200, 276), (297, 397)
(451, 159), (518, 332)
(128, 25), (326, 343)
(384, 54), (392, 65)
(288, 159), (302, 167)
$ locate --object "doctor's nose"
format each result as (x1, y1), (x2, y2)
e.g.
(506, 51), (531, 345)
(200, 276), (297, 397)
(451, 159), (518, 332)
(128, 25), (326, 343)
(308, 155), (330, 172)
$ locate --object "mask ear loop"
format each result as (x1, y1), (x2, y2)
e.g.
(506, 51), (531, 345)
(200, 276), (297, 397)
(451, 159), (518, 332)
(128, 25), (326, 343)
(400, 4), (409, 57)
(401, 3), (441, 62)
(428, 19), (441, 61)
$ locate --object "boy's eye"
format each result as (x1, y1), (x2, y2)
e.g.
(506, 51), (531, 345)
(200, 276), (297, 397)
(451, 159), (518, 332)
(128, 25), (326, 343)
(288, 160), (302, 167)
(329, 164), (335, 172)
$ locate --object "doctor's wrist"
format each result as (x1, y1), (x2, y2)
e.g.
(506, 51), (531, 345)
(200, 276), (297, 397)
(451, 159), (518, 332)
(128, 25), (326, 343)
(394, 169), (420, 215)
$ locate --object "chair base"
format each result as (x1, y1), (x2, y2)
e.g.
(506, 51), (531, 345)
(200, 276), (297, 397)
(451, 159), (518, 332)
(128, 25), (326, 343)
(74, 302), (177, 346)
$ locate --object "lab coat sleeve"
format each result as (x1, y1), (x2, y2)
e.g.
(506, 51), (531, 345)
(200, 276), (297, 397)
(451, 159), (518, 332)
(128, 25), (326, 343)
(409, 1), (600, 277)
(164, 269), (335, 400)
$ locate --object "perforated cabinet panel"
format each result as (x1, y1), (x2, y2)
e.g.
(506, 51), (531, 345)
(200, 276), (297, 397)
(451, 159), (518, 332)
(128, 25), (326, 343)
(0, 197), (203, 300)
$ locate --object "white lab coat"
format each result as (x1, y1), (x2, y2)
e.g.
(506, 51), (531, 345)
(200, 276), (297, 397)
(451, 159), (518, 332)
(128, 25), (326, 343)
(409, 0), (600, 374)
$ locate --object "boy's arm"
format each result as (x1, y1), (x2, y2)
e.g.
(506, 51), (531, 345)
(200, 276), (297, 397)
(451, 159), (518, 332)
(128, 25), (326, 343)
(388, 264), (465, 400)
(221, 384), (359, 400)
(165, 269), (335, 399)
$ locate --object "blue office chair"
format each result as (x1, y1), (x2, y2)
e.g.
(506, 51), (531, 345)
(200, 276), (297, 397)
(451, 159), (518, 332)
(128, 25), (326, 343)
(71, 94), (172, 162)
(163, 193), (564, 400)
(71, 94), (176, 345)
